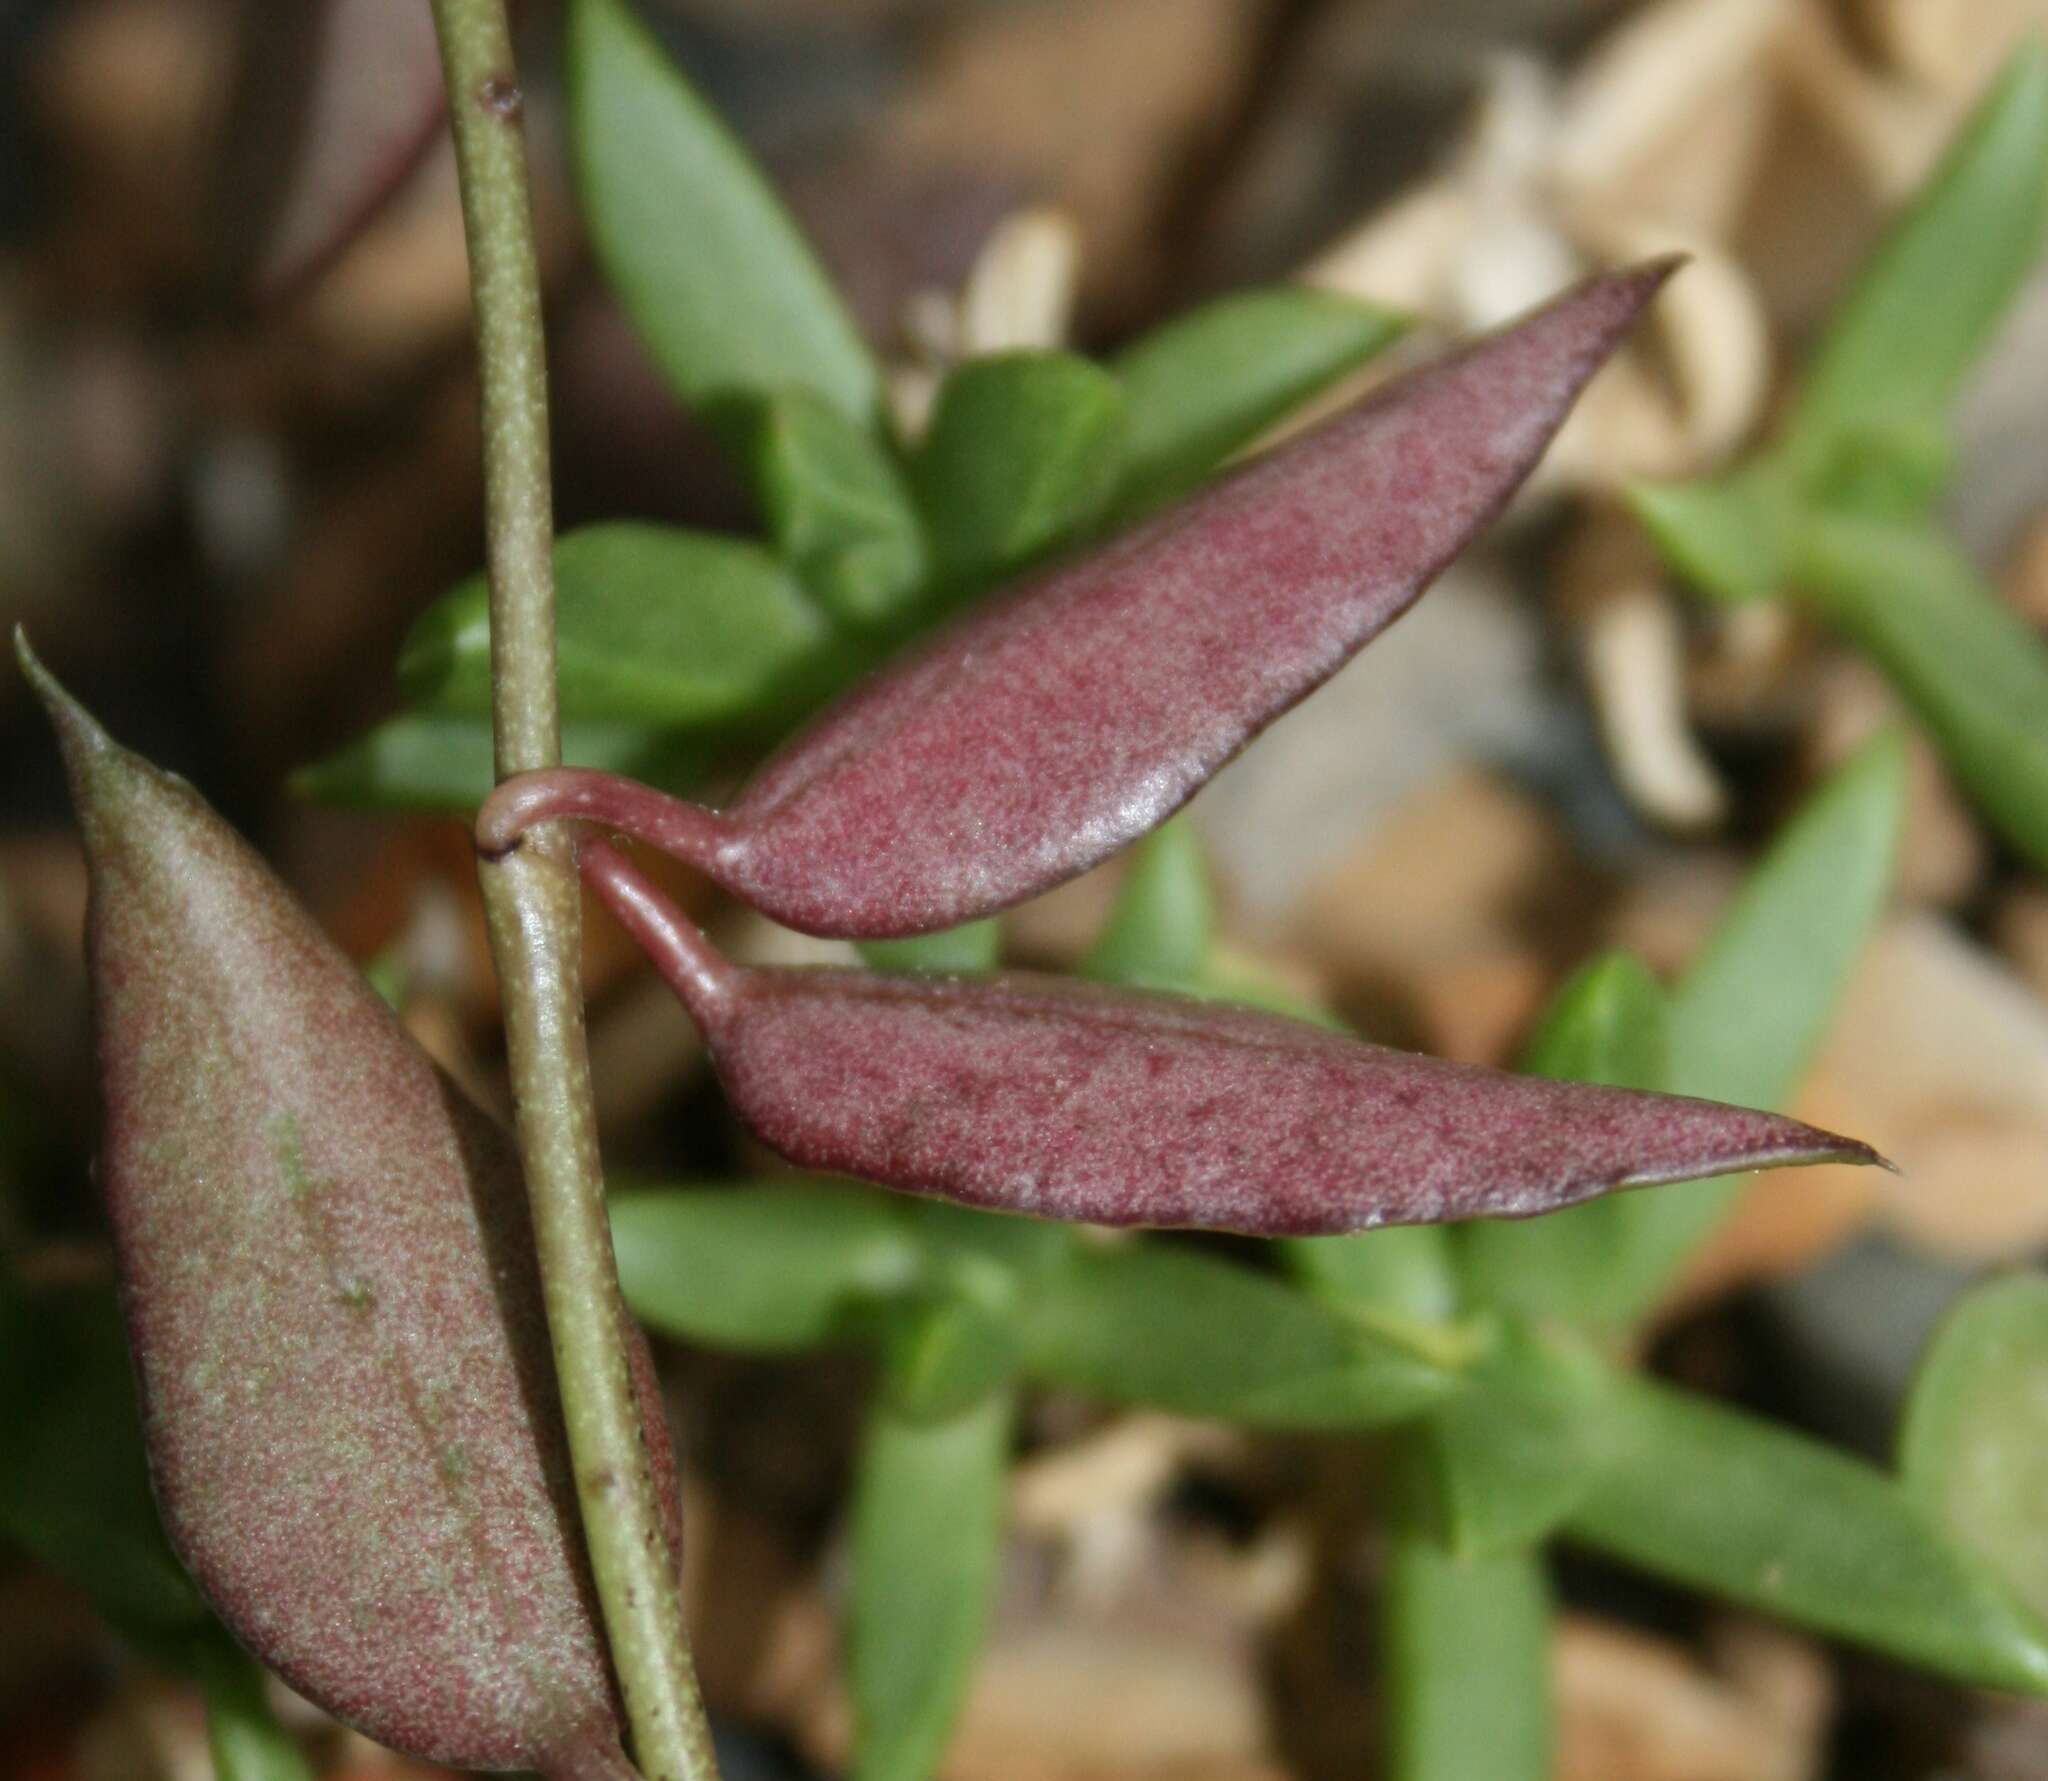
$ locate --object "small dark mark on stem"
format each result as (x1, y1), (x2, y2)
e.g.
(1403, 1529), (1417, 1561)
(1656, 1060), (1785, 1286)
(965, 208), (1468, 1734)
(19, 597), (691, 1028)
(476, 833), (523, 864)
(478, 75), (523, 121)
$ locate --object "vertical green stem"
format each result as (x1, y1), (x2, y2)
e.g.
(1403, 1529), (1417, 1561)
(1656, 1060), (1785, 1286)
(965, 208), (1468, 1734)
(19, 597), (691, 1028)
(427, 5), (716, 1779)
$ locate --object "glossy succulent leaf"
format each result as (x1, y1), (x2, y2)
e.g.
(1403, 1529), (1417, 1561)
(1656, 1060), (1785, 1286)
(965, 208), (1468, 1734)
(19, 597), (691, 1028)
(1784, 40), (2048, 463)
(1113, 286), (1408, 516)
(612, 1182), (920, 1352)
(858, 920), (1002, 977)
(21, 643), (677, 1779)
(0, 1277), (208, 1639)
(586, 842), (1878, 1239)
(1900, 1272), (2048, 1621)
(1417, 1319), (1609, 1557)
(1567, 1369), (2048, 1693)
(566, 0), (881, 432)
(1456, 951), (1671, 1324)
(1079, 817), (1216, 986)
(401, 523), (837, 727)
(1018, 1238), (1453, 1428)
(194, 1631), (318, 1781)
(754, 389), (928, 627)
(292, 710), (715, 813)
(1383, 1444), (1552, 1781)
(850, 1382), (1013, 1781)
(1799, 519), (2048, 871)
(476, 264), (1680, 938)
(912, 351), (1128, 589)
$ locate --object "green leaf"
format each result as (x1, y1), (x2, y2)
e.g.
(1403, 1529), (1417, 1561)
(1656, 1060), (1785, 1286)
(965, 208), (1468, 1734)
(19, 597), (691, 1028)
(566, 0), (880, 432)
(0, 1281), (206, 1637)
(1798, 517), (2048, 872)
(1419, 1319), (1609, 1557)
(1019, 1241), (1454, 1429)
(291, 710), (714, 812)
(1382, 1441), (1552, 1781)
(1112, 287), (1408, 516)
(1284, 1226), (1460, 1326)
(912, 351), (1127, 588)
(193, 1633), (316, 1781)
(400, 524), (835, 727)
(1628, 463), (1791, 604)
(1566, 1369), (2048, 1694)
(880, 1292), (1018, 1425)
(859, 920), (1002, 977)
(754, 389), (928, 627)
(851, 1385), (1013, 1781)
(1563, 734), (1903, 1320)
(1788, 40), (2048, 458)
(1900, 1271), (2048, 1621)
(1801, 416), (1956, 523)
(1456, 952), (1672, 1325)
(1079, 817), (1215, 986)
(612, 1183), (920, 1352)
(906, 1198), (1074, 1288)
(1672, 729), (1904, 1108)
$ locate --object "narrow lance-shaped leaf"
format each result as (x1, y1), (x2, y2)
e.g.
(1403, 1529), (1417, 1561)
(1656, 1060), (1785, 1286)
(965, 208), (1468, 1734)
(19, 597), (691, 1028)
(582, 842), (1881, 1238)
(1113, 286), (1409, 517)
(1798, 518), (2048, 872)
(477, 264), (1680, 939)
(1498, 734), (1905, 1327)
(19, 638), (676, 1781)
(1565, 1368), (2048, 1695)
(850, 1381), (1013, 1781)
(567, 0), (881, 431)
(1784, 39), (2048, 461)
(1381, 1443), (1552, 1781)
(1017, 1238), (1451, 1429)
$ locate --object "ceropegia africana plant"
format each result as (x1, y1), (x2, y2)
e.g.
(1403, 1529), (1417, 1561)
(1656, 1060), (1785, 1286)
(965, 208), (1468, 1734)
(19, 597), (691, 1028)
(479, 262), (1678, 938)
(18, 635), (676, 1781)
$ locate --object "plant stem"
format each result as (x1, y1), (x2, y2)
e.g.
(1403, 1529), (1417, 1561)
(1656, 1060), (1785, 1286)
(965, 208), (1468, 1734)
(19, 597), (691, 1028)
(428, 5), (716, 1779)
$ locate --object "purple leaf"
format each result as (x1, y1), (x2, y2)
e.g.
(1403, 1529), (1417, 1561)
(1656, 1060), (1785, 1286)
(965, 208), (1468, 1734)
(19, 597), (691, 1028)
(225, 0), (450, 303)
(478, 261), (1678, 938)
(586, 842), (1882, 1235)
(19, 636), (672, 1781)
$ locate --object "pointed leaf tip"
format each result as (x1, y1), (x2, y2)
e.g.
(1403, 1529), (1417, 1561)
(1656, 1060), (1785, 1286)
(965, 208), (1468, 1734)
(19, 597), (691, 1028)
(589, 850), (1882, 1237)
(15, 631), (123, 809)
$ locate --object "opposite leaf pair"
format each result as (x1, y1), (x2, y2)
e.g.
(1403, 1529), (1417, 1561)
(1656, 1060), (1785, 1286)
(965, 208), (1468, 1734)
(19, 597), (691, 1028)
(479, 264), (1881, 1235)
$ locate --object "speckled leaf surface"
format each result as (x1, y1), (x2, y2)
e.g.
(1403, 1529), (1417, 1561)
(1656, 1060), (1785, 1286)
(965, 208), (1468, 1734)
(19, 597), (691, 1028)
(23, 643), (676, 1781)
(477, 263), (1676, 938)
(587, 843), (1879, 1237)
